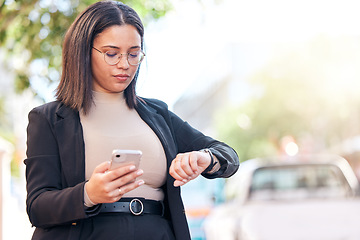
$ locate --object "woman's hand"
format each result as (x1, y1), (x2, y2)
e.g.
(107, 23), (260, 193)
(169, 151), (211, 187)
(85, 161), (144, 205)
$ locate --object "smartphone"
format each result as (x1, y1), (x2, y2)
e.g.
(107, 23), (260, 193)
(110, 149), (142, 170)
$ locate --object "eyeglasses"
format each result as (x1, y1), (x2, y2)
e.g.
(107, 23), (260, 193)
(92, 47), (145, 66)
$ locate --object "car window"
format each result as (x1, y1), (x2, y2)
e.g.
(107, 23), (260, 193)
(249, 164), (350, 201)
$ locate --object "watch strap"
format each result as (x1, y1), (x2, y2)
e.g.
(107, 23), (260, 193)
(200, 149), (218, 173)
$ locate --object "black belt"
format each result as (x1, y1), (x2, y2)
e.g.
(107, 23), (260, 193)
(100, 198), (164, 216)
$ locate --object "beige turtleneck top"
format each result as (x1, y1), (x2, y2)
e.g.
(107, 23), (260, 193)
(80, 91), (167, 201)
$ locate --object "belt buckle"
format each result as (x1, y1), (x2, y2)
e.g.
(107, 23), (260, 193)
(129, 198), (144, 216)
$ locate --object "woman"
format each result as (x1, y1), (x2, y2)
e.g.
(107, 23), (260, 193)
(24, 1), (239, 239)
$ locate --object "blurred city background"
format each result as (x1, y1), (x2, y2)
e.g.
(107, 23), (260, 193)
(1, 0), (360, 239)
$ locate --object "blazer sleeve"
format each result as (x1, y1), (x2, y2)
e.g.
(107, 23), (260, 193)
(24, 108), (97, 228)
(168, 110), (240, 179)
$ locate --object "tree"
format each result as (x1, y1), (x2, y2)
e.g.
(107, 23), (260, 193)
(215, 36), (360, 162)
(0, 0), (171, 94)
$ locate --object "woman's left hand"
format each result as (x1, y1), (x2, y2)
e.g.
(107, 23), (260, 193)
(169, 151), (211, 187)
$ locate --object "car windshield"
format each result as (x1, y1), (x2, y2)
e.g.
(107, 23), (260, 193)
(249, 164), (351, 201)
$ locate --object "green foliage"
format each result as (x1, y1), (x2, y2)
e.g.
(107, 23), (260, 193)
(215, 103), (279, 162)
(215, 36), (360, 162)
(0, 0), (171, 94)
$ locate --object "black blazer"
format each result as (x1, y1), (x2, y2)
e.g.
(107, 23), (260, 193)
(25, 97), (239, 240)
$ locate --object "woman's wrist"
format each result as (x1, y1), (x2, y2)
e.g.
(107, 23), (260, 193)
(200, 149), (220, 174)
(84, 182), (96, 207)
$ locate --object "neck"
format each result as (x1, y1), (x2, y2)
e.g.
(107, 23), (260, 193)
(92, 91), (126, 104)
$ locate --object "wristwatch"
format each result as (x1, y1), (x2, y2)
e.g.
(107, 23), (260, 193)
(200, 149), (218, 173)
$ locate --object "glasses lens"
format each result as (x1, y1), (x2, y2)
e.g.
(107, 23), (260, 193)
(103, 50), (145, 65)
(128, 51), (144, 65)
(104, 51), (120, 65)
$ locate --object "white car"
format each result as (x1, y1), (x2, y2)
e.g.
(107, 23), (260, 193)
(203, 155), (360, 240)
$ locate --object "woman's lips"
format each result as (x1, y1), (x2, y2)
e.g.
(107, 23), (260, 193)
(114, 74), (130, 82)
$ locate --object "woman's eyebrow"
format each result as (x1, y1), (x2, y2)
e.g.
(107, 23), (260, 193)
(102, 45), (141, 50)
(129, 46), (141, 50)
(102, 45), (120, 49)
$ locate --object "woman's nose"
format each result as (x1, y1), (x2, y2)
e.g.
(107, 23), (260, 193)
(116, 55), (129, 69)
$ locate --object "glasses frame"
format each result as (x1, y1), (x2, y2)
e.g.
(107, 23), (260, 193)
(92, 47), (145, 66)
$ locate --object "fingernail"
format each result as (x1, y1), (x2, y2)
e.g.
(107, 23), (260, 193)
(182, 179), (188, 183)
(129, 165), (136, 171)
(137, 169), (144, 175)
(138, 180), (145, 186)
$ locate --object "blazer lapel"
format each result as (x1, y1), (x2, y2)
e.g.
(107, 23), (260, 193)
(136, 99), (189, 238)
(54, 104), (85, 187)
(135, 100), (177, 169)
